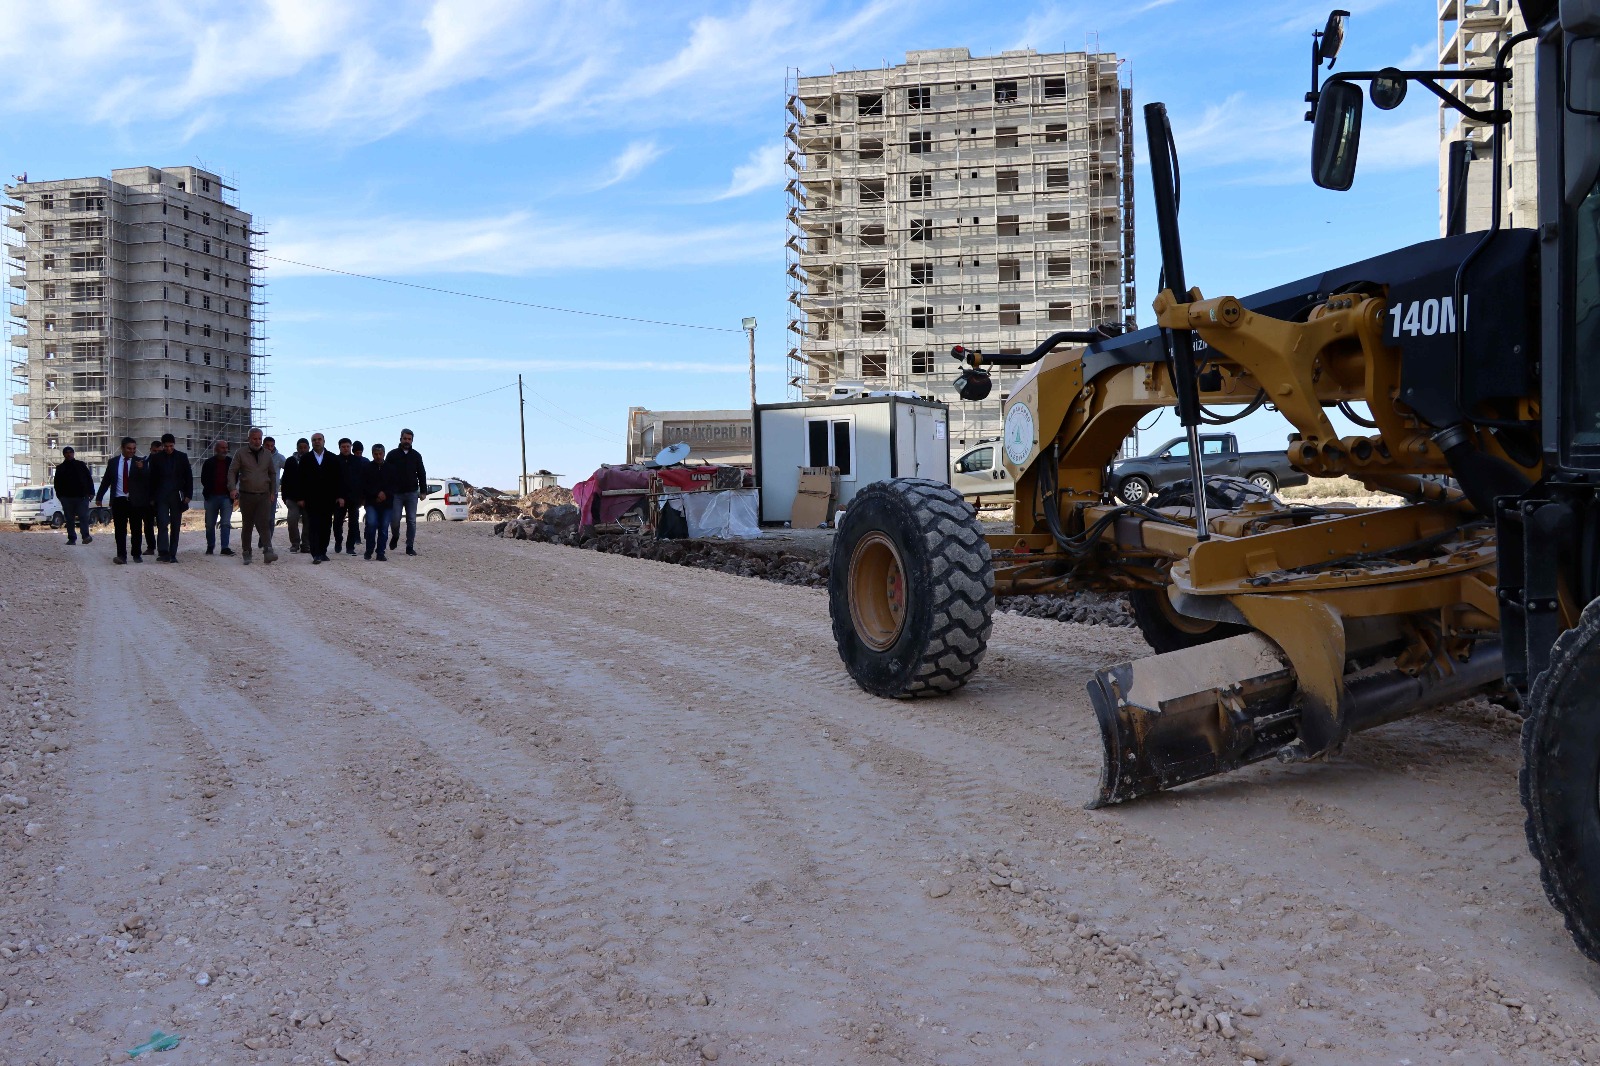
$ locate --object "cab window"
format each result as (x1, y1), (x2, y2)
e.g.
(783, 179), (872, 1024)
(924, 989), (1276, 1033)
(1201, 438), (1226, 455)
(425, 482), (442, 496)
(1165, 441), (1190, 459)
(956, 447), (994, 473)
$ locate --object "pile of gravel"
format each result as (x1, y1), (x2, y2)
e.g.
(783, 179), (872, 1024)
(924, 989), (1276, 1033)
(997, 590), (1135, 627)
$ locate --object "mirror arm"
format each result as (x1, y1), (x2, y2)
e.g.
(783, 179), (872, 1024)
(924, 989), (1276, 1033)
(1320, 69), (1512, 125)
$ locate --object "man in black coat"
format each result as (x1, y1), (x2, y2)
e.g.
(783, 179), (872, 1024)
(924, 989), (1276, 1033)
(139, 439), (161, 555)
(333, 437), (367, 556)
(94, 437), (152, 563)
(385, 427), (427, 555)
(278, 438), (311, 553)
(146, 432), (194, 562)
(52, 445), (95, 545)
(292, 432), (347, 564)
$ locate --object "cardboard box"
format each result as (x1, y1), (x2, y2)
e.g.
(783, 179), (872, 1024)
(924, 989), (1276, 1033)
(791, 466), (838, 528)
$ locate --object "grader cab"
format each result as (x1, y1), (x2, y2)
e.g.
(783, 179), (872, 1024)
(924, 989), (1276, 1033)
(828, 0), (1600, 963)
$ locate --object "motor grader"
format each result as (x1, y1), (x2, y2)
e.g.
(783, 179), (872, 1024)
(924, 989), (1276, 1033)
(828, 0), (1600, 963)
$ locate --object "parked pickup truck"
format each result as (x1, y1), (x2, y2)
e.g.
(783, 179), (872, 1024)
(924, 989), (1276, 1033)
(1110, 432), (1307, 505)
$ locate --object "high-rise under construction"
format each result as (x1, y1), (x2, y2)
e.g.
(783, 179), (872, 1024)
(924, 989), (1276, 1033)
(784, 47), (1135, 450)
(4, 166), (264, 490)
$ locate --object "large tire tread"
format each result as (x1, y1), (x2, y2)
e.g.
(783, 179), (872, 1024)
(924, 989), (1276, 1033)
(1521, 596), (1600, 964)
(829, 479), (994, 698)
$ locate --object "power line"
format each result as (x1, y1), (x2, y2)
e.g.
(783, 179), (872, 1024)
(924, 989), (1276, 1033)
(260, 255), (741, 333)
(308, 383), (518, 436)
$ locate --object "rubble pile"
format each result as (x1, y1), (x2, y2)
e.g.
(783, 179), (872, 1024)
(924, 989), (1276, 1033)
(997, 590), (1135, 628)
(496, 512), (828, 587)
(494, 514), (1136, 624)
(467, 484), (575, 521)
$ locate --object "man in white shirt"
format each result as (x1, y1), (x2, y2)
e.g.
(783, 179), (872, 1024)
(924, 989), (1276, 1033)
(93, 437), (151, 564)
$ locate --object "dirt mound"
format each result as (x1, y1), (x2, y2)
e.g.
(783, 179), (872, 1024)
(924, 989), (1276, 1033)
(467, 483), (575, 521)
(494, 514), (1134, 621)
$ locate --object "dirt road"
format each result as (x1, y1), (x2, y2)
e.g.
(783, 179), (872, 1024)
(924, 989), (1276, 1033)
(1, 523), (1596, 1065)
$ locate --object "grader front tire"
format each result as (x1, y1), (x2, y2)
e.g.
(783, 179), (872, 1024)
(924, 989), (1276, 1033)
(1522, 597), (1600, 964)
(1128, 588), (1246, 654)
(829, 479), (994, 698)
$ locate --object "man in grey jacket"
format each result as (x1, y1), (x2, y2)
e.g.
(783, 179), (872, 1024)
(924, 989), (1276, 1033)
(228, 427), (279, 565)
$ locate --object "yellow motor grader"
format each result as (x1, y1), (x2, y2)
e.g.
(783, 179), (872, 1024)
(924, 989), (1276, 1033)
(829, 0), (1600, 962)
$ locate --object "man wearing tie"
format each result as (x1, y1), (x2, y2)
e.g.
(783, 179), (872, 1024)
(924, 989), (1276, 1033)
(94, 437), (151, 564)
(147, 433), (194, 563)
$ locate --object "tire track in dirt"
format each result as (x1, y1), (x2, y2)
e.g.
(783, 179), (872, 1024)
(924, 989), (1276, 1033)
(162, 546), (1155, 1064)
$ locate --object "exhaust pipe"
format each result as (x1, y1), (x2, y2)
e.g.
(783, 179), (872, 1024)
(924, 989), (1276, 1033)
(1088, 635), (1503, 808)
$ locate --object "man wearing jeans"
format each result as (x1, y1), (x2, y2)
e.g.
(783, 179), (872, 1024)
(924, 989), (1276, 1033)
(199, 439), (235, 556)
(52, 445), (94, 545)
(385, 428), (427, 556)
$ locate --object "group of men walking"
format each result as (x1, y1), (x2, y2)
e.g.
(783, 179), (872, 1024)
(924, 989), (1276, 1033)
(51, 427), (429, 565)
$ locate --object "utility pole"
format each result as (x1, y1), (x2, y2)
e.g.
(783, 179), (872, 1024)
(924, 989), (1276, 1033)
(518, 374), (528, 496)
(742, 317), (758, 410)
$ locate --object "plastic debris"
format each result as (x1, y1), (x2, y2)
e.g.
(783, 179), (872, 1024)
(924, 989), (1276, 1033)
(126, 1031), (182, 1058)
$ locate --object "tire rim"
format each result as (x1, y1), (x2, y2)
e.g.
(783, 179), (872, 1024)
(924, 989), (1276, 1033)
(849, 531), (908, 651)
(1124, 480), (1147, 503)
(1251, 475), (1272, 491)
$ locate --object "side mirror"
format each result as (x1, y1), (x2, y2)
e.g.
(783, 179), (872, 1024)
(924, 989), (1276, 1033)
(1312, 79), (1364, 190)
(952, 368), (991, 402)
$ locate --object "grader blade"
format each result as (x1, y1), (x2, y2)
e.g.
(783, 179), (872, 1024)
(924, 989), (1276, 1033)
(1087, 633), (1299, 808)
(1088, 634), (1509, 808)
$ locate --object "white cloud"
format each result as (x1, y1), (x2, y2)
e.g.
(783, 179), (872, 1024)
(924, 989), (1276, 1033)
(267, 209), (778, 275)
(596, 140), (665, 189)
(0, 0), (906, 141)
(713, 143), (786, 200)
(1161, 90), (1434, 183)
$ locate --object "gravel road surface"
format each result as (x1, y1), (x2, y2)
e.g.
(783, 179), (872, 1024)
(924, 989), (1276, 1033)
(0, 523), (1596, 1065)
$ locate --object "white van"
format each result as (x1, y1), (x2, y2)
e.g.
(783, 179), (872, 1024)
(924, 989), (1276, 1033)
(950, 442), (1014, 505)
(13, 486), (63, 530)
(420, 478), (470, 522)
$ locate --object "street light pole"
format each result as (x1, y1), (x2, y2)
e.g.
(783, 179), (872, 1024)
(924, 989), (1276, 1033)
(518, 374), (528, 496)
(742, 317), (758, 410)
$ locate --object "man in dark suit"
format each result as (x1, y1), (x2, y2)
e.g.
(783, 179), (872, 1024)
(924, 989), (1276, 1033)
(140, 439), (161, 556)
(94, 437), (151, 564)
(293, 432), (347, 564)
(147, 432), (194, 562)
(333, 437), (366, 556)
(279, 438), (310, 553)
(52, 445), (95, 545)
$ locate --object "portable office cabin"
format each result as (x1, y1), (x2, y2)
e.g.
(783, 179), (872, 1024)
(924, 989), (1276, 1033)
(754, 396), (951, 524)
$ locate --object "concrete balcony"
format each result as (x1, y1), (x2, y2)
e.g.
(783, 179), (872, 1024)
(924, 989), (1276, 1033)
(5, 213), (24, 231)
(11, 393), (28, 407)
(12, 422), (29, 436)
(9, 303), (25, 320)
(10, 332), (28, 346)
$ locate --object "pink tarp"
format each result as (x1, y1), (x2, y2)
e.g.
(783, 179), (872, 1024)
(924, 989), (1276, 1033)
(572, 466), (653, 528)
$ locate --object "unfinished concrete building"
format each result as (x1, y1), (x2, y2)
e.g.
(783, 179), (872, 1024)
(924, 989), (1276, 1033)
(1437, 0), (1535, 233)
(4, 167), (264, 490)
(784, 47), (1135, 450)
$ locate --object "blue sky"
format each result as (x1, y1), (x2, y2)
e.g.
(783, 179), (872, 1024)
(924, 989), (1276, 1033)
(3, 0), (1444, 487)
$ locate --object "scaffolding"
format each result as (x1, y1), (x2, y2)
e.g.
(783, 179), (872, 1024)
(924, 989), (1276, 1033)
(1436, 0), (1536, 232)
(783, 46), (1135, 450)
(3, 166), (261, 492)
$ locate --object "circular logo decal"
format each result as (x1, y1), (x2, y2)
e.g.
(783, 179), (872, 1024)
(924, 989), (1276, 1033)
(1003, 402), (1036, 467)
